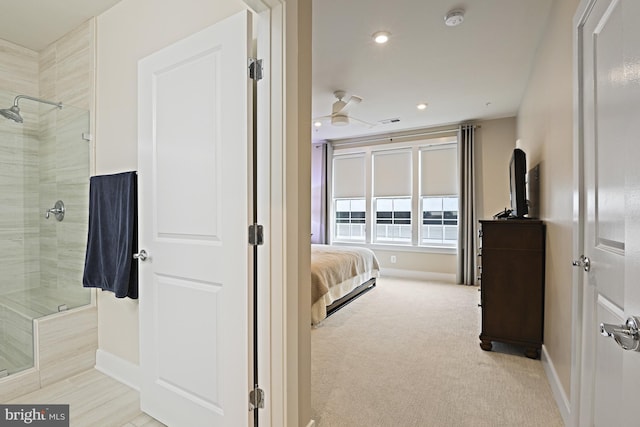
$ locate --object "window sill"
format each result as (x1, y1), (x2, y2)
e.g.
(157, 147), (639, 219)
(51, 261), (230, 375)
(330, 241), (457, 255)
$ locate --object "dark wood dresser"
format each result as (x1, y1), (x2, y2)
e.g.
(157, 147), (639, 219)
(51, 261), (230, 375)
(478, 219), (546, 359)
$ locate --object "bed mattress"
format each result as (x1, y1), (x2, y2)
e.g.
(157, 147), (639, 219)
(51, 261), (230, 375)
(310, 244), (380, 325)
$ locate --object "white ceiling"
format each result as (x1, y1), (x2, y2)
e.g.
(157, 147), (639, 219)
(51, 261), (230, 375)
(312, 0), (554, 143)
(0, 0), (122, 51)
(0, 0), (553, 144)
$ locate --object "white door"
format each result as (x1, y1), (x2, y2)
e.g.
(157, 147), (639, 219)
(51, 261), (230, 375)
(578, 0), (640, 425)
(137, 10), (252, 426)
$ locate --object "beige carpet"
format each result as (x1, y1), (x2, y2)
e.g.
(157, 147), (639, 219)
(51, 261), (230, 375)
(311, 277), (564, 427)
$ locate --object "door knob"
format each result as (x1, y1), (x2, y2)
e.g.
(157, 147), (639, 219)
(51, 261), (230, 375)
(572, 255), (591, 272)
(600, 316), (640, 351)
(133, 249), (148, 261)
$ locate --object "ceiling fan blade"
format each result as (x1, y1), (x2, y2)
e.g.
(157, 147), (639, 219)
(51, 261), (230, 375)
(349, 116), (376, 128)
(339, 95), (362, 114)
(332, 94), (363, 116)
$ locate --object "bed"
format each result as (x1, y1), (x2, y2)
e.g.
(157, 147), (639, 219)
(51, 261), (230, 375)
(311, 244), (380, 325)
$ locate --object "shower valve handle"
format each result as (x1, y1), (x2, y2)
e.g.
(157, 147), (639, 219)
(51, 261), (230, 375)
(45, 208), (62, 218)
(45, 200), (65, 221)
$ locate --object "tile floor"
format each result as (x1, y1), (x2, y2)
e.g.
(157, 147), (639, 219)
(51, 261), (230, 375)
(6, 369), (165, 427)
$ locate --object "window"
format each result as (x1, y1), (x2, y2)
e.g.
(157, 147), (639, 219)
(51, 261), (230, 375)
(374, 197), (411, 243)
(419, 144), (458, 247)
(372, 150), (412, 244)
(330, 137), (458, 249)
(421, 196), (458, 245)
(332, 154), (365, 242)
(335, 199), (366, 241)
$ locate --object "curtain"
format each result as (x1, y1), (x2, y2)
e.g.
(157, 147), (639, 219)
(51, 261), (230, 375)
(457, 124), (477, 285)
(311, 142), (329, 244)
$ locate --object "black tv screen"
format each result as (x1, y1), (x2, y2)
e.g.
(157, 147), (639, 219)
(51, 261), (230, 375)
(509, 148), (528, 218)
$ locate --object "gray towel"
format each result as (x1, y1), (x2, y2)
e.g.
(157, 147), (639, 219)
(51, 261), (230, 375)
(82, 171), (138, 299)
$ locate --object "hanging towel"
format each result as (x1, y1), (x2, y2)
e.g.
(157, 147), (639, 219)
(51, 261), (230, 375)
(82, 171), (138, 299)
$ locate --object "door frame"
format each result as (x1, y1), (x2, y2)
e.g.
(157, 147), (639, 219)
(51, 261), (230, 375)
(571, 1), (598, 425)
(243, 0), (298, 427)
(242, 1), (313, 425)
(246, 1), (284, 425)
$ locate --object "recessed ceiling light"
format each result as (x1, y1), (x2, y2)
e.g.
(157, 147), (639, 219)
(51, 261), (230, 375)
(314, 121), (322, 127)
(417, 103), (428, 110)
(444, 9), (465, 27)
(372, 31), (391, 44)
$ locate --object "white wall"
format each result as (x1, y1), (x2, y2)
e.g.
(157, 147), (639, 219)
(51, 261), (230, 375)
(517, 0), (579, 400)
(95, 0), (246, 364)
(475, 117), (517, 220)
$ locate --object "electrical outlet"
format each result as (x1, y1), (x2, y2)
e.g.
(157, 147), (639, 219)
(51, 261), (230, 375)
(390, 255), (397, 263)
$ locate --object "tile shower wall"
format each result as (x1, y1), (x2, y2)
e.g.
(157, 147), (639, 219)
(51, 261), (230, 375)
(0, 20), (93, 299)
(37, 19), (93, 295)
(0, 40), (39, 296)
(0, 20), (95, 379)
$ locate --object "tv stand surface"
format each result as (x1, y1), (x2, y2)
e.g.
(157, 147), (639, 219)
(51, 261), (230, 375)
(478, 219), (546, 359)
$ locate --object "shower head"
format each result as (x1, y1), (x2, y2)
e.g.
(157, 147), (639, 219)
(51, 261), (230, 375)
(0, 105), (23, 123)
(0, 95), (62, 124)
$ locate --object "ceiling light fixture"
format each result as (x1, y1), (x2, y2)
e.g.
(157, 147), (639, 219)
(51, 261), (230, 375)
(314, 121), (322, 127)
(372, 31), (391, 44)
(417, 103), (428, 110)
(444, 9), (465, 27)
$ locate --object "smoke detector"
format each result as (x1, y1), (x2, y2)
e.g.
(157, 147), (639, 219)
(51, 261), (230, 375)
(444, 9), (465, 27)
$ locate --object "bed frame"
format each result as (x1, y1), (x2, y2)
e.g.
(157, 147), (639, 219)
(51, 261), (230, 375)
(325, 277), (377, 319)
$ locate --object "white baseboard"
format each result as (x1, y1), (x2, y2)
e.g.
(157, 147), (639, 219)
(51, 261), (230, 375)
(95, 349), (140, 391)
(541, 345), (570, 425)
(380, 268), (456, 283)
(305, 420), (316, 427)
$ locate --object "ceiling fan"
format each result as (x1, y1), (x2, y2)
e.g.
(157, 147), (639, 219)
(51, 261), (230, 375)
(314, 90), (375, 127)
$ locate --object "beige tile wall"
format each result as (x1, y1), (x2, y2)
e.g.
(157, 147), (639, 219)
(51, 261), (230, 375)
(0, 19), (95, 384)
(0, 40), (39, 296)
(38, 19), (93, 298)
(36, 306), (98, 387)
(0, 40), (38, 95)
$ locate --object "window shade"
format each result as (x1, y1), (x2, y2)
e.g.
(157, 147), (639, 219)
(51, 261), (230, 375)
(333, 155), (365, 198)
(373, 150), (412, 197)
(421, 145), (458, 196)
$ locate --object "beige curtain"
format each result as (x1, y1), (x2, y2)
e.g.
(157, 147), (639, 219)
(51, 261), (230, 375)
(457, 124), (477, 285)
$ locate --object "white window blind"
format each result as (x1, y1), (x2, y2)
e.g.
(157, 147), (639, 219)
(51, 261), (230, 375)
(333, 155), (365, 198)
(373, 150), (412, 197)
(420, 145), (458, 196)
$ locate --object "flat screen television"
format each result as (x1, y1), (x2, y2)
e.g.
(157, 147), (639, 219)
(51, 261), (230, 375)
(509, 148), (528, 218)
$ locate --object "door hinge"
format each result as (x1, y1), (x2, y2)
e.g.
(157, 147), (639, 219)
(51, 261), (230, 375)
(248, 58), (263, 81)
(249, 386), (265, 411)
(249, 224), (264, 246)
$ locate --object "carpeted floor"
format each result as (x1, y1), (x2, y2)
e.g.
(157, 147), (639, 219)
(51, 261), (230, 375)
(311, 277), (564, 427)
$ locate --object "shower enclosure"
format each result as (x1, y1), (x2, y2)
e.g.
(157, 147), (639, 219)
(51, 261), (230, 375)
(0, 90), (91, 379)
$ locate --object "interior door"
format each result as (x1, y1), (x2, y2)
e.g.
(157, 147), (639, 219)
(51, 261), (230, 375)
(137, 10), (252, 426)
(579, 0), (640, 425)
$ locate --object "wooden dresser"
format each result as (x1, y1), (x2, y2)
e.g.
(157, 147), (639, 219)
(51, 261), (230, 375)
(478, 219), (546, 359)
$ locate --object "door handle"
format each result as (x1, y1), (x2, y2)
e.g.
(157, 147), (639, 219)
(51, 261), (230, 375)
(572, 255), (591, 272)
(600, 316), (640, 351)
(133, 249), (148, 261)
